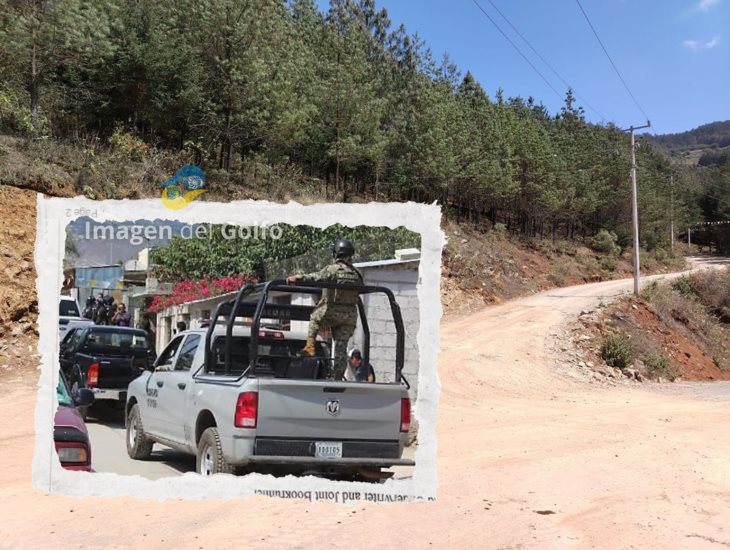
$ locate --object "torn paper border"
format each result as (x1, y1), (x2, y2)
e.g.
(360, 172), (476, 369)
(33, 196), (444, 502)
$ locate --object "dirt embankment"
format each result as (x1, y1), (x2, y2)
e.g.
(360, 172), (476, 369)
(575, 296), (730, 383)
(0, 185), (39, 374)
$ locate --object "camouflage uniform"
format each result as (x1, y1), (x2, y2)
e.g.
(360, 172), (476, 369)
(299, 260), (363, 379)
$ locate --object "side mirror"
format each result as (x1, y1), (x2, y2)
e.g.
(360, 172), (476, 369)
(74, 388), (95, 407)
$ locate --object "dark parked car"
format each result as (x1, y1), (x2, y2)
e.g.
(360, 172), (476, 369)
(60, 326), (152, 417)
(55, 371), (94, 471)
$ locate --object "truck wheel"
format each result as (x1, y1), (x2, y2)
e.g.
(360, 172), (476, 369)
(197, 427), (232, 476)
(126, 404), (153, 460)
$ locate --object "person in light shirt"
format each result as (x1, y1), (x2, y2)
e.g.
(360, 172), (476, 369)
(345, 348), (375, 383)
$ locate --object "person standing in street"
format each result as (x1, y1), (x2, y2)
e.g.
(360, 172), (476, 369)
(112, 303), (131, 327)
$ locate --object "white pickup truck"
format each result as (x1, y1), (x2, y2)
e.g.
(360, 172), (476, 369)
(59, 295), (93, 340)
(125, 279), (414, 480)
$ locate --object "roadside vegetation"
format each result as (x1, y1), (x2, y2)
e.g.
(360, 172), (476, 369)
(1, 0), (728, 255)
(441, 221), (686, 312)
(590, 268), (730, 382)
(0, 0), (726, 333)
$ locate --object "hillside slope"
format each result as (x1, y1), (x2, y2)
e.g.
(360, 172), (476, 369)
(647, 120), (730, 166)
(649, 120), (730, 151)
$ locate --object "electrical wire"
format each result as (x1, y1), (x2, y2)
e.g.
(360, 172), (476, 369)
(483, 0), (608, 123)
(574, 0), (650, 123)
(470, 0), (563, 101)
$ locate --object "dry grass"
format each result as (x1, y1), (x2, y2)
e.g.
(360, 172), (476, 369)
(643, 276), (730, 370)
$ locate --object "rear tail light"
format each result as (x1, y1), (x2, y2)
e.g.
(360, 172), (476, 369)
(400, 397), (411, 433)
(86, 363), (99, 387)
(234, 392), (258, 428)
(55, 441), (91, 467)
(258, 330), (284, 339)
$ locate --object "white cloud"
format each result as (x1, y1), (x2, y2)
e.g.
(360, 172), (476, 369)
(683, 36), (721, 50)
(698, 0), (721, 11)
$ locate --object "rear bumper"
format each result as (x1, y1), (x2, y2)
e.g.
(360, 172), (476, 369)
(223, 435), (414, 468)
(90, 388), (126, 401)
(246, 456), (415, 467)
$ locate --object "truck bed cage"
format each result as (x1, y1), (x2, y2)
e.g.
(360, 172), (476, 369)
(203, 279), (406, 384)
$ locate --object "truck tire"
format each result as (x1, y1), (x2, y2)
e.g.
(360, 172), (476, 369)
(197, 427), (233, 476)
(126, 404), (153, 460)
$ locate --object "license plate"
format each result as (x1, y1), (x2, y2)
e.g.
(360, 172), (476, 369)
(314, 441), (343, 459)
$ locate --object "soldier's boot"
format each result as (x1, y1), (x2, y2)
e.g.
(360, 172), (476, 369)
(299, 337), (316, 356)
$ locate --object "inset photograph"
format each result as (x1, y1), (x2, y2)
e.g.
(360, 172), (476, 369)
(38, 199), (442, 502)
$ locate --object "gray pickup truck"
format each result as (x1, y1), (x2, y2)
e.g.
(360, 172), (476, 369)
(125, 279), (414, 480)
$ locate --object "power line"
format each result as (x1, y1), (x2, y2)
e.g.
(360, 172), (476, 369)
(574, 0), (650, 123)
(483, 0), (608, 123)
(470, 0), (563, 101)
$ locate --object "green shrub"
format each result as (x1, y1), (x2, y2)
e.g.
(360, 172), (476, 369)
(654, 247), (667, 262)
(547, 263), (570, 285)
(0, 88), (49, 136)
(686, 270), (730, 313)
(642, 281), (666, 304)
(109, 127), (149, 161)
(613, 226), (633, 250)
(671, 276), (694, 298)
(601, 332), (634, 369)
(555, 240), (577, 256)
(493, 223), (507, 237)
(643, 232), (660, 252)
(599, 255), (618, 272)
(591, 229), (620, 255)
(644, 352), (679, 380)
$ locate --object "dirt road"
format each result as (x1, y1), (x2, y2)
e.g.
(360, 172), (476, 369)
(1, 259), (729, 549)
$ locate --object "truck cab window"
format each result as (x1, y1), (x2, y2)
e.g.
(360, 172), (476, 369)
(175, 335), (201, 371)
(156, 336), (183, 369)
(66, 328), (84, 350)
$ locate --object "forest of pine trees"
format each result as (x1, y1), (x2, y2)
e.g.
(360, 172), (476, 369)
(1, 0), (728, 252)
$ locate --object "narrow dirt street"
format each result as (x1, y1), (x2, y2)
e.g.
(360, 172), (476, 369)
(1, 259), (728, 549)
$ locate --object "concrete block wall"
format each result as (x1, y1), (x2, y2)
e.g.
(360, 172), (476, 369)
(354, 264), (420, 397)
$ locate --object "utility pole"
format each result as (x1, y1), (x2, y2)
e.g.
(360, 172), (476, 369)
(622, 121), (651, 297)
(670, 174), (674, 255)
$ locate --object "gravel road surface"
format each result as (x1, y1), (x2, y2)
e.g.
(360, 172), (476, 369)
(1, 256), (728, 549)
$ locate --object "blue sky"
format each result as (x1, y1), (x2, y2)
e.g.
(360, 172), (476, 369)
(316, 0), (729, 134)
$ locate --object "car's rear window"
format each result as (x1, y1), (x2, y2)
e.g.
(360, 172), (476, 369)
(81, 330), (148, 355)
(59, 300), (80, 317)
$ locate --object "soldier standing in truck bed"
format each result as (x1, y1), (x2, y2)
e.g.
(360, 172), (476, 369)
(286, 238), (363, 380)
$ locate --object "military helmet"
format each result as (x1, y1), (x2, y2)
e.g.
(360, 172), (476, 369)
(332, 238), (355, 259)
